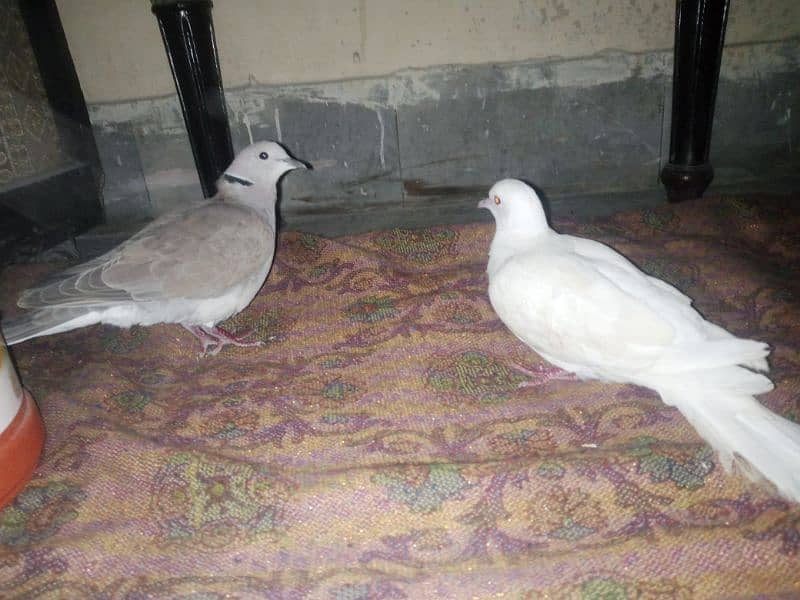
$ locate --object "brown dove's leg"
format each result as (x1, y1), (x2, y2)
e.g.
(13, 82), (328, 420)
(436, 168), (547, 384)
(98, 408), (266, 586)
(184, 324), (263, 356)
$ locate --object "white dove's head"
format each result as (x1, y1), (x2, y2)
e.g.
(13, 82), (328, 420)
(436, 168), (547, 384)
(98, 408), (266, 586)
(222, 141), (307, 190)
(479, 179), (549, 235)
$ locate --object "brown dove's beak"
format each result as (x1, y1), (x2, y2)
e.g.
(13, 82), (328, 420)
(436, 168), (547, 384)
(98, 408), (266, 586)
(284, 158), (310, 170)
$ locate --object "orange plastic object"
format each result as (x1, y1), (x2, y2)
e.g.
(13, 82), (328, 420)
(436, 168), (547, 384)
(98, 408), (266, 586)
(0, 389), (45, 510)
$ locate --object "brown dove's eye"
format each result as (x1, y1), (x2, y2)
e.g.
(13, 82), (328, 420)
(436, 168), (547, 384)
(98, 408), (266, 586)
(494, 195), (501, 205)
(259, 152), (269, 160)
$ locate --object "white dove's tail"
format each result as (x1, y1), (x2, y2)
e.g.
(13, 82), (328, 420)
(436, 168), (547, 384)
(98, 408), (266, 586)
(652, 338), (770, 374)
(656, 369), (800, 503)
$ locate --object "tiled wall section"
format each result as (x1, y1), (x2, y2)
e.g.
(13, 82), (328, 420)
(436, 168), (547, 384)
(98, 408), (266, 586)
(87, 39), (799, 232)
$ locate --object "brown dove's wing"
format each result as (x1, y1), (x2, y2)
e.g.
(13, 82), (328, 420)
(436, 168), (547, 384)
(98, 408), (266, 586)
(17, 202), (273, 309)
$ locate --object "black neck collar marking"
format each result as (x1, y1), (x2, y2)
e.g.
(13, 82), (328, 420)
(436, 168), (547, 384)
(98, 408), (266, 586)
(223, 173), (254, 187)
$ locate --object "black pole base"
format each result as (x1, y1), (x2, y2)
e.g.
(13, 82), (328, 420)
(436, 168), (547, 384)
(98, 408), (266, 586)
(660, 162), (714, 203)
(661, 0), (730, 202)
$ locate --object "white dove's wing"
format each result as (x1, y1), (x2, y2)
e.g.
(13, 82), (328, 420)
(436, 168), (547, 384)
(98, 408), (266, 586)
(489, 245), (677, 378)
(18, 202), (273, 310)
(563, 234), (693, 305)
(563, 234), (763, 367)
(489, 236), (770, 381)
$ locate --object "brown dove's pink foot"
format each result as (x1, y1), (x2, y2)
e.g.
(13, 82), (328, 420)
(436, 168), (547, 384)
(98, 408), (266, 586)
(184, 324), (264, 356)
(510, 362), (578, 388)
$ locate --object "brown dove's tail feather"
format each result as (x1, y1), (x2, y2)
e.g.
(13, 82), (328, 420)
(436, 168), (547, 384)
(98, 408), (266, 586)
(2, 309), (99, 345)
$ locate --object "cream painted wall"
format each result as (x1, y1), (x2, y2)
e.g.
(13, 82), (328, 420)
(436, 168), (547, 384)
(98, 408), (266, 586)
(57, 0), (800, 104)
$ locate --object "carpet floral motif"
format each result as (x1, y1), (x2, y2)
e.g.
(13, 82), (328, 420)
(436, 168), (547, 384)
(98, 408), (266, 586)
(373, 227), (459, 264)
(0, 481), (86, 548)
(427, 350), (527, 404)
(152, 452), (292, 548)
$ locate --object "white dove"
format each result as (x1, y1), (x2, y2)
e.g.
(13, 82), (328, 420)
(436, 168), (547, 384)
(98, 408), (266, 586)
(480, 178), (800, 502)
(2, 141), (306, 355)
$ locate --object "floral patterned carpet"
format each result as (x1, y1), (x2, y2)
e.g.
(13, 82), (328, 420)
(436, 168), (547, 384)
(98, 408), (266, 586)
(1, 195), (799, 599)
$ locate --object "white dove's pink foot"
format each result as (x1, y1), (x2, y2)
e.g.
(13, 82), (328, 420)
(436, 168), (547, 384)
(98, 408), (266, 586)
(510, 362), (577, 388)
(185, 325), (264, 356)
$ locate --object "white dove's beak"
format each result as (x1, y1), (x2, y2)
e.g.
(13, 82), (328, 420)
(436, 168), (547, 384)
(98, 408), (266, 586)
(477, 197), (492, 210)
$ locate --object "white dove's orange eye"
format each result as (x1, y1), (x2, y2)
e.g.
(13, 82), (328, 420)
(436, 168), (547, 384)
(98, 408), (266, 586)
(493, 195), (501, 205)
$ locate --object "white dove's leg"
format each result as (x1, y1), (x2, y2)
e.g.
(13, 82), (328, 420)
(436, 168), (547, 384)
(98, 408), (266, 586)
(510, 361), (578, 387)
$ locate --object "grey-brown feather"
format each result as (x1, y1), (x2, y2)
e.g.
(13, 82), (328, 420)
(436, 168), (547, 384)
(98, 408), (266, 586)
(17, 202), (271, 310)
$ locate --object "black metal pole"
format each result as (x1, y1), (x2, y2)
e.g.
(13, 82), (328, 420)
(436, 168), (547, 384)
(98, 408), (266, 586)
(660, 0), (730, 202)
(151, 0), (233, 198)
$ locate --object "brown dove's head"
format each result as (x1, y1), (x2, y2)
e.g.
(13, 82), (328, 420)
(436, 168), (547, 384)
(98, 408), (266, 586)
(222, 141), (307, 191)
(478, 178), (549, 236)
